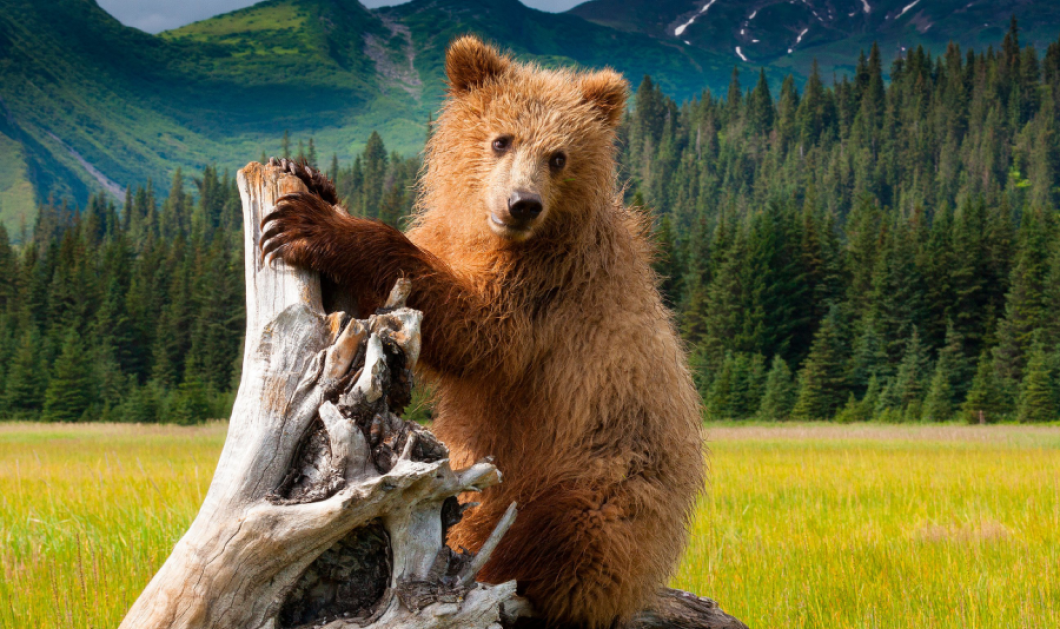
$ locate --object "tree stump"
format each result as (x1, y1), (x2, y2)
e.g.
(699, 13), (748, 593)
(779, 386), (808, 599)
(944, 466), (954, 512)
(118, 162), (748, 629)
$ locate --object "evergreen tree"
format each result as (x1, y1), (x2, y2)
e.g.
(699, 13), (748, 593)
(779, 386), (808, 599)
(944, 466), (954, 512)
(725, 66), (742, 123)
(793, 305), (850, 420)
(937, 321), (973, 400)
(748, 69), (775, 133)
(922, 353), (956, 422)
(889, 328), (932, 419)
(859, 375), (882, 421)
(0, 225), (18, 313)
(652, 212), (682, 307)
(834, 393), (862, 423)
(160, 169), (190, 240)
(702, 223), (748, 362)
(1043, 246), (1060, 345)
(757, 355), (796, 421)
(185, 240), (244, 391)
(42, 328), (96, 422)
(731, 352), (766, 419)
(359, 132), (389, 218)
(962, 350), (1007, 423)
(705, 352), (735, 419)
(678, 217), (714, 347)
(1016, 335), (1058, 423)
(3, 322), (46, 417)
(868, 218), (926, 364)
(848, 319), (889, 392)
(994, 206), (1054, 383)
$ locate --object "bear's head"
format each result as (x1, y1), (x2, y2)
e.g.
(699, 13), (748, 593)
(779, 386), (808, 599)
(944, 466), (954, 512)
(421, 36), (628, 245)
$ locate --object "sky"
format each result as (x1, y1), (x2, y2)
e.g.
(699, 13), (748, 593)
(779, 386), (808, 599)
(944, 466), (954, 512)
(98, 0), (586, 34)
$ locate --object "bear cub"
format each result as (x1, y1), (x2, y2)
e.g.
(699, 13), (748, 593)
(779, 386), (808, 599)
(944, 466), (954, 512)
(262, 36), (704, 629)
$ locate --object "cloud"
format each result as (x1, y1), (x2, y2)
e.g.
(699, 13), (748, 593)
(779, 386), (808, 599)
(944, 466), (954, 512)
(98, 0), (586, 34)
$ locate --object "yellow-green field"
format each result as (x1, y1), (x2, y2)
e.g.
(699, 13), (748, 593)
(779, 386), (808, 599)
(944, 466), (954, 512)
(2, 423), (1058, 629)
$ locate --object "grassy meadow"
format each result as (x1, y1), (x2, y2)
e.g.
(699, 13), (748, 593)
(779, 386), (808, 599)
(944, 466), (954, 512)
(1, 423), (1058, 629)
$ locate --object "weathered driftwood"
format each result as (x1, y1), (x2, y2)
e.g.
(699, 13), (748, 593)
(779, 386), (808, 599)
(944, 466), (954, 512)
(119, 162), (748, 629)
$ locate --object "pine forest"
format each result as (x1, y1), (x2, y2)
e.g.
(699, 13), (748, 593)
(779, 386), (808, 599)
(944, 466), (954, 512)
(2, 21), (1059, 424)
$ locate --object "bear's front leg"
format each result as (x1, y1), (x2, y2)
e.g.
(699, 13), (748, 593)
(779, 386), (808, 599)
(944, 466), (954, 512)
(261, 191), (426, 313)
(261, 192), (518, 379)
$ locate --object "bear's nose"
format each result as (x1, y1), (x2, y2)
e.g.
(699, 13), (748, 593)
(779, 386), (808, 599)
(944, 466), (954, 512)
(508, 190), (543, 221)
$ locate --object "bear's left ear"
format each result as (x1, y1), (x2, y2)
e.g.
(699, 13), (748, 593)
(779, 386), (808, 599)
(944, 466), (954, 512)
(580, 69), (629, 127)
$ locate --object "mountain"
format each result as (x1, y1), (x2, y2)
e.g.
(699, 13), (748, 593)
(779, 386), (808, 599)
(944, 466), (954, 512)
(570, 0), (1060, 75)
(2, 0), (1059, 234)
(0, 0), (747, 234)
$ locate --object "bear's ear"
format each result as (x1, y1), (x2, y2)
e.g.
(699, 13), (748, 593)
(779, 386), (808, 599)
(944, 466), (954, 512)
(580, 69), (629, 127)
(446, 35), (510, 95)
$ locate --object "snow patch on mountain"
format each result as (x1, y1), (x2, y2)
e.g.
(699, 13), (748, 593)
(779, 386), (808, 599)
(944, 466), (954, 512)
(788, 27), (809, 54)
(861, 0), (871, 13)
(736, 46), (748, 61)
(897, 0), (921, 18)
(674, 0), (719, 36)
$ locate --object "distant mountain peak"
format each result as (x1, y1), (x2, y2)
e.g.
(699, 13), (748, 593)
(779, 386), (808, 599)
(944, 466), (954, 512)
(570, 0), (1060, 69)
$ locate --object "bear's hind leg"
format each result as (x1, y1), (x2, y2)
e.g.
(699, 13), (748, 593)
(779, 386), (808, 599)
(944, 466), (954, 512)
(476, 482), (677, 629)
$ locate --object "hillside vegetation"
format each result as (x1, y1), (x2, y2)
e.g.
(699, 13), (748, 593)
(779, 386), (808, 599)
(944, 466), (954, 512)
(0, 132), (418, 423)
(0, 0), (746, 230)
(5, 0), (1060, 229)
(627, 20), (1060, 422)
(1, 22), (1059, 424)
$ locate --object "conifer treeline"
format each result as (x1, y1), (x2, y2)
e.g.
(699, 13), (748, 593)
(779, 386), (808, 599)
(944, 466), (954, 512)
(0, 139), (419, 423)
(2, 23), (1058, 423)
(623, 19), (1060, 422)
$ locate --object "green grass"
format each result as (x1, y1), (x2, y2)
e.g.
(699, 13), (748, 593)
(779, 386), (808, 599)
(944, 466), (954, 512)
(1, 422), (1058, 628)
(678, 424), (1060, 628)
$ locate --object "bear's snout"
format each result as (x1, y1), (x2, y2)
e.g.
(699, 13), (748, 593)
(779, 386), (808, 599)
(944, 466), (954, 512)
(507, 190), (543, 222)
(489, 188), (546, 239)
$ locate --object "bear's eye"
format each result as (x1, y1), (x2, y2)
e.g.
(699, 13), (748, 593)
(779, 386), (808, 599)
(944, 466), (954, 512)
(549, 152), (567, 173)
(492, 136), (512, 154)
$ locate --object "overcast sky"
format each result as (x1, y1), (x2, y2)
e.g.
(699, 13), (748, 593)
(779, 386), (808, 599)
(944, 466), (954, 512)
(98, 0), (586, 34)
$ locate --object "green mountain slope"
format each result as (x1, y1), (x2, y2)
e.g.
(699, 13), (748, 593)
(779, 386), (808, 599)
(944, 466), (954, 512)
(0, 0), (752, 234)
(2, 0), (1059, 234)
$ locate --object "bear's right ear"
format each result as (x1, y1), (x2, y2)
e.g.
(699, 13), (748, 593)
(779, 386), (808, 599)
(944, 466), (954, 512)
(446, 35), (510, 95)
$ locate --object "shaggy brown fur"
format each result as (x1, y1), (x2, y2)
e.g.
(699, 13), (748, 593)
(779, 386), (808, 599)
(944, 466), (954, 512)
(261, 36), (704, 629)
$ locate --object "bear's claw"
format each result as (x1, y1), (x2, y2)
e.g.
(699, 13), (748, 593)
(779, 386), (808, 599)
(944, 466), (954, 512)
(267, 156), (340, 206)
(260, 191), (340, 268)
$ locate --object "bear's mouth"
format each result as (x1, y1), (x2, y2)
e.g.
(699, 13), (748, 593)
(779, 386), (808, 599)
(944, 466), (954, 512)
(489, 212), (534, 240)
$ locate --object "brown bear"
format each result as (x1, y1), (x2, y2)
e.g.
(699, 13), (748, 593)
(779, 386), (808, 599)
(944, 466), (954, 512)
(261, 36), (704, 629)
